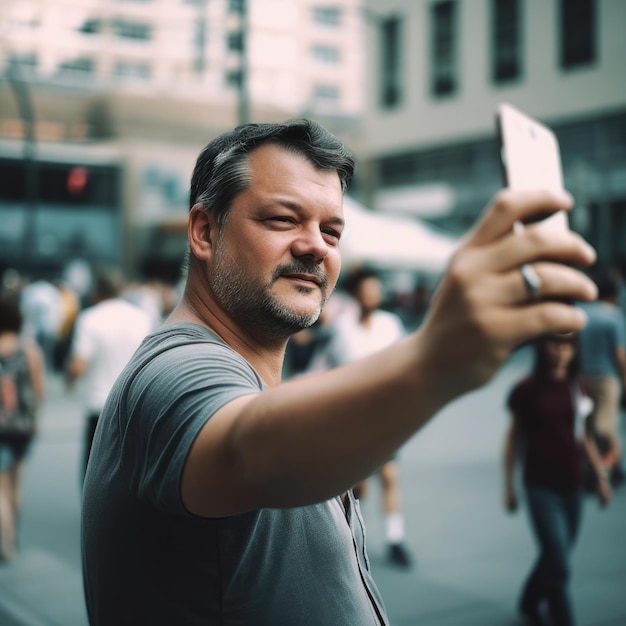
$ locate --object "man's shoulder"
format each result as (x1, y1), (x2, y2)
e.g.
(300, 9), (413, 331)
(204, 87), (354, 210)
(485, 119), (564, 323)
(373, 308), (405, 332)
(375, 308), (403, 323)
(139, 323), (260, 378)
(80, 298), (151, 326)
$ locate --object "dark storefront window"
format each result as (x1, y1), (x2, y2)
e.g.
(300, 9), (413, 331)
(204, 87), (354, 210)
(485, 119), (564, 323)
(492, 0), (522, 83)
(379, 16), (403, 109)
(431, 1), (458, 97)
(559, 0), (596, 69)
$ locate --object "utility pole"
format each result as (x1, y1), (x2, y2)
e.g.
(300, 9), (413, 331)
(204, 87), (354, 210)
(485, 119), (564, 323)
(194, 0), (208, 76)
(7, 60), (38, 267)
(237, 0), (249, 125)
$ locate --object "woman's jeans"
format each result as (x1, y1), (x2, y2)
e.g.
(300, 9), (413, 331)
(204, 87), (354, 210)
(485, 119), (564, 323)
(521, 485), (583, 626)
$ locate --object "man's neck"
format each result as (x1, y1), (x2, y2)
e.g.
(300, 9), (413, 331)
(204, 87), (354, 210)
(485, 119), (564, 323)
(167, 294), (287, 387)
(359, 307), (376, 325)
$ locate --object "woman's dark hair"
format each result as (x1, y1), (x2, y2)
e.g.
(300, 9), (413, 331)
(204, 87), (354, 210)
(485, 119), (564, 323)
(189, 119), (355, 227)
(532, 333), (581, 382)
(0, 292), (23, 334)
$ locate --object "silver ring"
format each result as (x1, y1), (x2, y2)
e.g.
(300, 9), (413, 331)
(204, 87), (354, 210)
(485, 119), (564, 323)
(520, 264), (542, 300)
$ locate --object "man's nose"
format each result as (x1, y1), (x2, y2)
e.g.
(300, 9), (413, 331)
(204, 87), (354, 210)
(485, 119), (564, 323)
(291, 226), (329, 262)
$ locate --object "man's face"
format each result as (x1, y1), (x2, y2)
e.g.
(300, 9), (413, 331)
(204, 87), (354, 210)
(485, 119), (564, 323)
(208, 144), (345, 339)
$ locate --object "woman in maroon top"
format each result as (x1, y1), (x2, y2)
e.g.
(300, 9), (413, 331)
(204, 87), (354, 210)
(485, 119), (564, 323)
(504, 333), (611, 626)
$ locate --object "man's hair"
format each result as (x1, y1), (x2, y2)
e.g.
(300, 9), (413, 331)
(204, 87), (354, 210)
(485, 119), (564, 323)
(91, 266), (124, 301)
(189, 119), (355, 226)
(341, 266), (381, 297)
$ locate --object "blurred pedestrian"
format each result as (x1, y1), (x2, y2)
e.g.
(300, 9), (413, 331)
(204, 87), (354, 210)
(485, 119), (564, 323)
(52, 280), (80, 373)
(324, 267), (413, 568)
(20, 278), (62, 371)
(283, 296), (347, 378)
(504, 332), (611, 626)
(578, 270), (626, 486)
(66, 266), (152, 484)
(122, 279), (179, 330)
(0, 292), (45, 562)
(81, 120), (597, 625)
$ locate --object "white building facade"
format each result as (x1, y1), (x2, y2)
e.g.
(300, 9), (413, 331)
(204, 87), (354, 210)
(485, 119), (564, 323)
(361, 0), (626, 266)
(0, 0), (365, 119)
(0, 0), (367, 279)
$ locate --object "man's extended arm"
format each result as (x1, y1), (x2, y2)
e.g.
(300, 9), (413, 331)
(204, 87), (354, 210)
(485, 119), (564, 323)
(182, 189), (597, 518)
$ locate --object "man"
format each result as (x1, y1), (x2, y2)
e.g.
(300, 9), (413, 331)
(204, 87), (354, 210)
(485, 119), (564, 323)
(82, 119), (597, 625)
(579, 270), (626, 485)
(325, 267), (412, 568)
(66, 266), (152, 482)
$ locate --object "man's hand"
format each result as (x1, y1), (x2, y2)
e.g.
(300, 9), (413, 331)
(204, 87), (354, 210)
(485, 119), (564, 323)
(415, 189), (597, 402)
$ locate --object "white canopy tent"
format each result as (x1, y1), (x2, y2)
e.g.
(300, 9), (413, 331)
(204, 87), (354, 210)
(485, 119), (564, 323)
(340, 196), (459, 274)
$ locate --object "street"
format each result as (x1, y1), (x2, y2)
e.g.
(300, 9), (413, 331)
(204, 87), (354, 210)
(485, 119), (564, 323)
(0, 346), (625, 625)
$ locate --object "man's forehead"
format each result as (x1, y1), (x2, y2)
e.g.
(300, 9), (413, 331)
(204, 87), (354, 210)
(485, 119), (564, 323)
(246, 144), (343, 193)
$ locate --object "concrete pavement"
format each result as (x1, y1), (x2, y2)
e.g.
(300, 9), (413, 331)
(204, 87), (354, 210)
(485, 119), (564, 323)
(0, 347), (624, 625)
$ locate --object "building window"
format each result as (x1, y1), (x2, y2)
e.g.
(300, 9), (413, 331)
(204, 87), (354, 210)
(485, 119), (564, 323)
(228, 30), (244, 52)
(312, 44), (340, 64)
(379, 16), (402, 109)
(8, 52), (38, 72)
(559, 0), (595, 69)
(113, 61), (151, 80)
(112, 20), (152, 41)
(79, 18), (103, 35)
(491, 0), (521, 83)
(58, 57), (95, 76)
(312, 6), (341, 27)
(313, 84), (340, 101)
(229, 0), (245, 14)
(430, 0), (458, 97)
(225, 69), (242, 88)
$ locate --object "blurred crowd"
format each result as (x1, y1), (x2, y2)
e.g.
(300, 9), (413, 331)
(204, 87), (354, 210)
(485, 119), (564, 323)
(1, 263), (180, 375)
(0, 260), (181, 562)
(0, 255), (624, 624)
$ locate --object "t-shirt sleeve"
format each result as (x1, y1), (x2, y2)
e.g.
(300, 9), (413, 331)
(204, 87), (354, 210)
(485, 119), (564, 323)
(121, 342), (263, 515)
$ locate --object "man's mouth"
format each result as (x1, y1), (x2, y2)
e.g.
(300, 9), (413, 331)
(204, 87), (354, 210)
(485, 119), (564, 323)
(282, 273), (321, 286)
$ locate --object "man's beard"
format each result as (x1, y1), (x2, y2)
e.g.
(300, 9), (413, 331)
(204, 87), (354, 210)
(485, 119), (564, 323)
(211, 247), (331, 341)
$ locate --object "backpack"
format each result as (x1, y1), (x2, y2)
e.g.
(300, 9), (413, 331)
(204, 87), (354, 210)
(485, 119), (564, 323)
(0, 349), (37, 436)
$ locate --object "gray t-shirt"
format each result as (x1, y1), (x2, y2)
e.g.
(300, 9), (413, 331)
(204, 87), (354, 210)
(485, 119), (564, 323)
(82, 323), (388, 625)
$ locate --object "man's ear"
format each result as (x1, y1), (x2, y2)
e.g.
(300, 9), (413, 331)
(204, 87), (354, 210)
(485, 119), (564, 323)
(188, 203), (217, 261)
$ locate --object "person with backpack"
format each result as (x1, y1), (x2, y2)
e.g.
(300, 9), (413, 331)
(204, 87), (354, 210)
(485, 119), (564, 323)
(503, 332), (611, 625)
(0, 292), (45, 562)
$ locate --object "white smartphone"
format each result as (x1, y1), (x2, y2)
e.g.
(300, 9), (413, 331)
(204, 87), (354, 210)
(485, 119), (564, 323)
(496, 102), (569, 235)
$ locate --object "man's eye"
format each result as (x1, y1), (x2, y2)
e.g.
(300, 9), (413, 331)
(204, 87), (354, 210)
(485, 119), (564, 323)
(322, 228), (341, 241)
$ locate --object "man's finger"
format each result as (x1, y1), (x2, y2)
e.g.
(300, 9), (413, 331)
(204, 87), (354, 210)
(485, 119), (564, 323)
(501, 301), (589, 343)
(465, 188), (574, 247)
(497, 262), (597, 305)
(480, 228), (596, 274)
